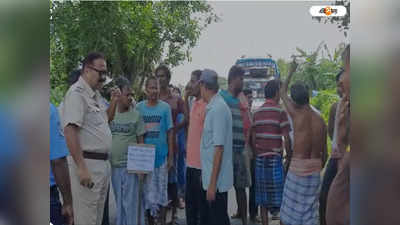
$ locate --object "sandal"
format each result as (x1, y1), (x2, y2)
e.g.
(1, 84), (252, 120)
(231, 213), (242, 219)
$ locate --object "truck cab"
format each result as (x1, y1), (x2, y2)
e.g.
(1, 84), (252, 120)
(235, 57), (280, 112)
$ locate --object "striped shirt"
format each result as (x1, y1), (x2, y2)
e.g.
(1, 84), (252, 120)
(220, 90), (246, 153)
(253, 99), (290, 156)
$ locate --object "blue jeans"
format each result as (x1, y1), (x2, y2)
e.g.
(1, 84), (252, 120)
(111, 167), (146, 225)
(50, 185), (65, 225)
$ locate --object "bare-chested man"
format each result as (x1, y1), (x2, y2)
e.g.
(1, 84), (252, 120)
(279, 59), (327, 225)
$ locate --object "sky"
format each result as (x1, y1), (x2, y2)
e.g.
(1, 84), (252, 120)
(170, 1), (348, 86)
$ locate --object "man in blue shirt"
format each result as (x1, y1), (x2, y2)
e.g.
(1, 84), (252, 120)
(199, 69), (233, 225)
(50, 103), (74, 225)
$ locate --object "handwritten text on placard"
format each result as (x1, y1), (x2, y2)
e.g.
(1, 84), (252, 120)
(127, 144), (155, 173)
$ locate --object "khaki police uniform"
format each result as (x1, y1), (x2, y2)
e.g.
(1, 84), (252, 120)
(62, 76), (112, 225)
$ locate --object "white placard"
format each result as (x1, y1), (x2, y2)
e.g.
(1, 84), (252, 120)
(127, 144), (155, 173)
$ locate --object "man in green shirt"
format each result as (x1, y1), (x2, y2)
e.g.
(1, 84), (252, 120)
(109, 77), (146, 225)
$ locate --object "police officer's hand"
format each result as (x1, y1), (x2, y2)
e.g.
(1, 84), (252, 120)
(62, 203), (74, 225)
(78, 167), (94, 189)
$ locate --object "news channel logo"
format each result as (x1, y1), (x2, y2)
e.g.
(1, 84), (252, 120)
(310, 6), (347, 17)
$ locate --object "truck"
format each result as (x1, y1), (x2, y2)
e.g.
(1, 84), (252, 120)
(235, 57), (280, 111)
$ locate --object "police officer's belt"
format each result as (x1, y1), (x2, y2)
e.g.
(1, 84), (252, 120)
(83, 151), (108, 160)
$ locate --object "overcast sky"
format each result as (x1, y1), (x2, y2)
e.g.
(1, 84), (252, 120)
(170, 1), (348, 86)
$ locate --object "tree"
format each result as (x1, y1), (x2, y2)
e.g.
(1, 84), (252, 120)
(313, 0), (350, 37)
(277, 58), (289, 80)
(288, 42), (345, 91)
(50, 1), (219, 105)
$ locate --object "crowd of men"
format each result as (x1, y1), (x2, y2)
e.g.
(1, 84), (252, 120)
(50, 44), (350, 225)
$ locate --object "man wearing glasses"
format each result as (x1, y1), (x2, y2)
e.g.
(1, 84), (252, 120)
(62, 52), (119, 225)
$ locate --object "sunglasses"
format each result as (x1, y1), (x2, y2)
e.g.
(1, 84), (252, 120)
(87, 66), (108, 82)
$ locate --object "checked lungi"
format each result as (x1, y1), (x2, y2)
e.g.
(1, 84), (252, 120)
(233, 151), (252, 189)
(280, 171), (321, 225)
(255, 155), (284, 213)
(144, 161), (169, 217)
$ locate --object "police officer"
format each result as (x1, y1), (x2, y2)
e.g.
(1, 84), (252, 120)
(62, 52), (119, 225)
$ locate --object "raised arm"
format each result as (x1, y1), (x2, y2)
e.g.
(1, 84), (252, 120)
(280, 59), (298, 118)
(106, 87), (121, 123)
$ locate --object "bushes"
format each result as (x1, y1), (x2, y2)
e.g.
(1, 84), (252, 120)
(50, 84), (68, 107)
(311, 88), (339, 123)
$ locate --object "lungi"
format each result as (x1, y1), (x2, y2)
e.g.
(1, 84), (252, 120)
(233, 150), (252, 188)
(280, 170), (321, 225)
(254, 155), (284, 213)
(144, 161), (169, 217)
